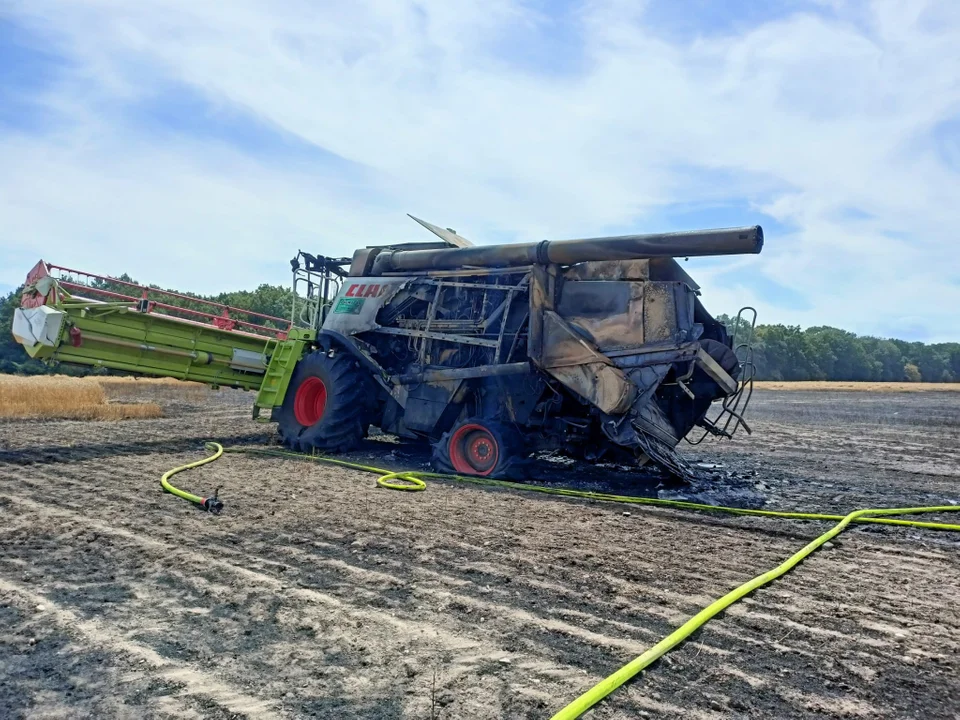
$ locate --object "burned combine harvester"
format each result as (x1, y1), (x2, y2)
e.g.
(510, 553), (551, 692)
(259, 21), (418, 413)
(289, 219), (761, 478)
(12, 217), (761, 480)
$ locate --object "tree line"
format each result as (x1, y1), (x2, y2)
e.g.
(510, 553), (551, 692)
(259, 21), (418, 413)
(1, 281), (958, 382)
(716, 315), (960, 383)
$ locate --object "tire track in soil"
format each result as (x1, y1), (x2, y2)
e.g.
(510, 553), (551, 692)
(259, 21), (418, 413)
(4, 461), (838, 664)
(0, 489), (703, 682)
(0, 494), (612, 718)
(7, 466), (960, 720)
(0, 577), (281, 719)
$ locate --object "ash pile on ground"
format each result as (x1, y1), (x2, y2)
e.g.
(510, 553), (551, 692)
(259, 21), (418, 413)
(376, 437), (769, 509)
(531, 453), (769, 509)
(658, 461), (769, 509)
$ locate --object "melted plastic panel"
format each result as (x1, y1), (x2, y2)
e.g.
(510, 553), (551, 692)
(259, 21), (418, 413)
(12, 306), (65, 350)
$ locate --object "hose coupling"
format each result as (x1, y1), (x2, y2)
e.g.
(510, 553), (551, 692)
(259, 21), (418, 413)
(201, 488), (224, 515)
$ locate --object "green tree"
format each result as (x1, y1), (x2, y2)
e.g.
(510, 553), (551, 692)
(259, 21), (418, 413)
(715, 312), (756, 345)
(913, 344), (953, 382)
(753, 324), (819, 380)
(948, 346), (960, 379)
(859, 337), (905, 382)
(215, 284), (295, 329)
(805, 327), (875, 381)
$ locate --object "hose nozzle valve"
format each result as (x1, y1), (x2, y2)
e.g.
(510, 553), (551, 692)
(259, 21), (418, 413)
(201, 488), (224, 515)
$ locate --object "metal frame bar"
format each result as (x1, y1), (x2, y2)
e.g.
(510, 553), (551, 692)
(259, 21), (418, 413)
(372, 326), (499, 348)
(392, 361), (530, 385)
(60, 282), (287, 338)
(50, 264), (288, 324)
(420, 279), (524, 291)
(381, 266), (533, 278)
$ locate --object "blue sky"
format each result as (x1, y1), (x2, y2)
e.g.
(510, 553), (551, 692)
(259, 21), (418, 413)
(2, 0), (959, 341)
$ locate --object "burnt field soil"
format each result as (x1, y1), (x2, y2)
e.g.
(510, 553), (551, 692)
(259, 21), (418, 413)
(1, 383), (959, 719)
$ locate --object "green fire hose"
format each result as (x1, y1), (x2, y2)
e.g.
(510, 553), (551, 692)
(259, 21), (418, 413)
(159, 443), (960, 718)
(549, 501), (960, 719)
(159, 441), (225, 513)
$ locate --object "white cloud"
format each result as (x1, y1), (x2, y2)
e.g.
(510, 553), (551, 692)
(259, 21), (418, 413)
(2, 0), (959, 340)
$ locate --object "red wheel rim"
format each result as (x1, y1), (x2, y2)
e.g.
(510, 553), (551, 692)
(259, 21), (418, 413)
(449, 423), (499, 476)
(293, 377), (327, 426)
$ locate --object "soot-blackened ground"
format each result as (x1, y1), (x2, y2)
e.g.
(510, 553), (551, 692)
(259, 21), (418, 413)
(1, 384), (958, 719)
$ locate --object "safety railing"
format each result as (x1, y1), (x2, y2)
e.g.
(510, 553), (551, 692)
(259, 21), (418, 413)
(687, 306), (757, 444)
(47, 264), (292, 340)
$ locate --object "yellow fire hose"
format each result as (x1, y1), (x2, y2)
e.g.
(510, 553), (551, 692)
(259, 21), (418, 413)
(160, 443), (960, 718)
(159, 441), (225, 513)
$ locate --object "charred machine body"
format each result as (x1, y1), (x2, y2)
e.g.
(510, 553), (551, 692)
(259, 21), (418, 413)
(12, 216), (762, 479)
(285, 217), (761, 477)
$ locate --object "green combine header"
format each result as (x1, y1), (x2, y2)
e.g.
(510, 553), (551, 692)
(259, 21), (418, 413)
(12, 261), (315, 421)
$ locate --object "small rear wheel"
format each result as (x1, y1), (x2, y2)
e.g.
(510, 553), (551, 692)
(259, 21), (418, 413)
(432, 418), (527, 478)
(276, 350), (372, 453)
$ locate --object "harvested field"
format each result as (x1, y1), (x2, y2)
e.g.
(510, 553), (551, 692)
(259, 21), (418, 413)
(0, 375), (164, 420)
(1, 383), (959, 719)
(754, 380), (960, 392)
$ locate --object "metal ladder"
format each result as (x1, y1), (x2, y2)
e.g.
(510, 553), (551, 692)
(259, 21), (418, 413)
(254, 334), (310, 421)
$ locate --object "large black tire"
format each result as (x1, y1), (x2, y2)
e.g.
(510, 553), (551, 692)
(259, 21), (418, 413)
(431, 418), (528, 479)
(701, 339), (741, 380)
(276, 350), (372, 453)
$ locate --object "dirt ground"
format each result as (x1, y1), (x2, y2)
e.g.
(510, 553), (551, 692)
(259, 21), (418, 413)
(1, 383), (959, 719)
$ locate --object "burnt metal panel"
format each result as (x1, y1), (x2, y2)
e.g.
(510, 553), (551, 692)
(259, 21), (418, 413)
(490, 374), (544, 424)
(626, 364), (673, 411)
(648, 257), (700, 291)
(402, 379), (466, 434)
(393, 361), (530, 385)
(540, 310), (636, 415)
(674, 282), (696, 336)
(407, 215), (474, 247)
(349, 249), (381, 277)
(642, 282), (683, 343)
(372, 326), (500, 348)
(556, 280), (645, 352)
(564, 259), (650, 281)
(528, 263), (558, 364)
(609, 342), (699, 369)
(382, 266), (533, 278)
(696, 347), (738, 395)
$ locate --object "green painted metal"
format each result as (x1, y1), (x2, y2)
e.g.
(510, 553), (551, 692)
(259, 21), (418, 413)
(253, 328), (313, 420)
(16, 272), (316, 419)
(29, 299), (281, 392)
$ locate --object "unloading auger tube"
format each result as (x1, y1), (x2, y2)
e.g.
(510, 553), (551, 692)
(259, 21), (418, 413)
(370, 224), (763, 274)
(159, 443), (960, 719)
